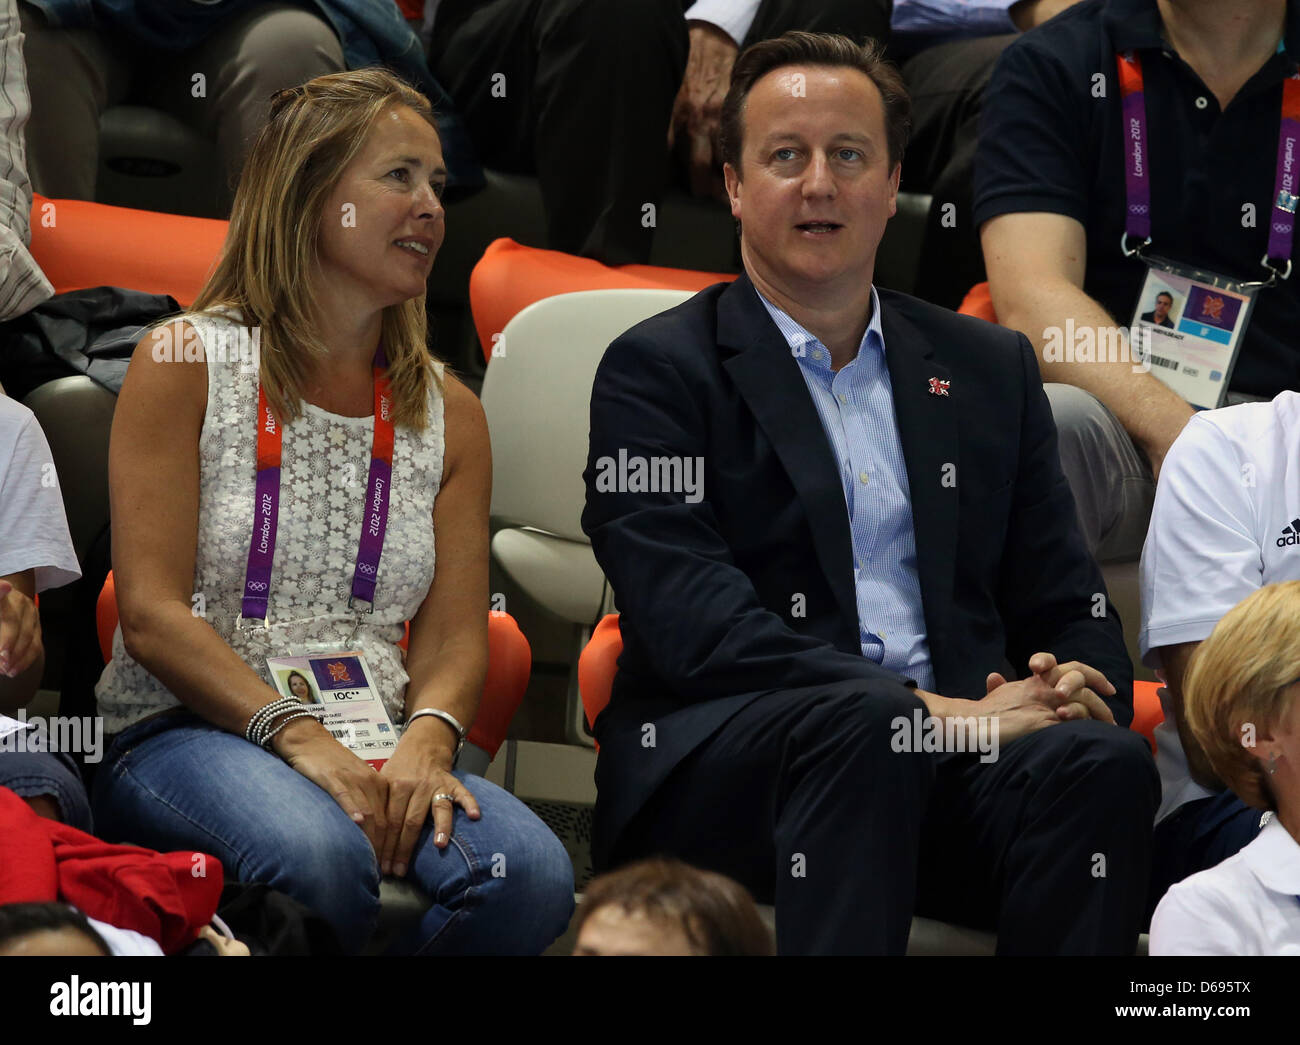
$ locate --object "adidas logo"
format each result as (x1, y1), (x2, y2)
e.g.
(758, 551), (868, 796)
(1278, 519), (1300, 547)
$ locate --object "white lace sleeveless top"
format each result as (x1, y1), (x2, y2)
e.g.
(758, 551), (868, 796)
(95, 310), (446, 735)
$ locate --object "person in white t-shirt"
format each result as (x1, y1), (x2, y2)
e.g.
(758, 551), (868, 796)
(1138, 390), (1300, 920)
(1150, 582), (1300, 955)
(0, 390), (84, 827)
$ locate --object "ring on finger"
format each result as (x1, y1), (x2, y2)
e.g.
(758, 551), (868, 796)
(433, 792), (456, 804)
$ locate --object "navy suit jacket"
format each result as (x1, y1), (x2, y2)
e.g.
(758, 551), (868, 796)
(580, 272), (1132, 867)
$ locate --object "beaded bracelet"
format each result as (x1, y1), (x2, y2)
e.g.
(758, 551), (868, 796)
(245, 698), (299, 744)
(259, 709), (317, 749)
(245, 697), (301, 745)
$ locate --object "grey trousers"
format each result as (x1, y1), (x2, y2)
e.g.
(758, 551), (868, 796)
(19, 0), (344, 211)
(1044, 383), (1155, 564)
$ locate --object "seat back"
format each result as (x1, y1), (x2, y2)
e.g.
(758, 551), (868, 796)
(30, 193), (227, 307)
(875, 191), (933, 296)
(957, 281), (997, 323)
(95, 571), (119, 665)
(469, 237), (733, 363)
(481, 287), (694, 544)
(22, 376), (118, 566)
(577, 613), (622, 741)
(1131, 680), (1164, 755)
(97, 106), (226, 219)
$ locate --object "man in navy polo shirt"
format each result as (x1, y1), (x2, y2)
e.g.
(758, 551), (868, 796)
(975, 0), (1297, 562)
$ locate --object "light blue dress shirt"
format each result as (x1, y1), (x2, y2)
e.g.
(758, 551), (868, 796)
(757, 287), (935, 691)
(892, 0), (1019, 50)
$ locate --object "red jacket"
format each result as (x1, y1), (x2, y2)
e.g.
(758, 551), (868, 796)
(0, 786), (223, 953)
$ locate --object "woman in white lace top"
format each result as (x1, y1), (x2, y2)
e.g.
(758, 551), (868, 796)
(91, 68), (573, 955)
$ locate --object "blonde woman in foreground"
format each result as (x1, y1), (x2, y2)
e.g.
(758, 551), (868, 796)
(92, 68), (573, 955)
(1150, 581), (1300, 955)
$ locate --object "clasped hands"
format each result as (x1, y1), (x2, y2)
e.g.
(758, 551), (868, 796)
(919, 652), (1117, 746)
(975, 652), (1117, 742)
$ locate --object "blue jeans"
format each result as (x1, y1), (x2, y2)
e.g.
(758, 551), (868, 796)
(91, 712), (574, 954)
(0, 750), (94, 832)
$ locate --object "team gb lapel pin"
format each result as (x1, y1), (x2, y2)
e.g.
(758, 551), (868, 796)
(927, 377), (950, 396)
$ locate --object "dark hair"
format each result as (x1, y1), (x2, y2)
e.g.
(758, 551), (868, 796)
(720, 31), (911, 175)
(287, 671), (312, 696)
(574, 858), (773, 956)
(0, 902), (109, 954)
(1156, 291), (1173, 302)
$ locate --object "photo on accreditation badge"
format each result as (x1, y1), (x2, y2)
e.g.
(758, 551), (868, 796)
(1139, 284), (1180, 329)
(273, 666), (323, 705)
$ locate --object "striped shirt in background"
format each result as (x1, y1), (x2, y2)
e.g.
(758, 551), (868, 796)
(0, 0), (53, 321)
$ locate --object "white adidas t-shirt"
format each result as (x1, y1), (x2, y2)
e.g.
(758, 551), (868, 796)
(1139, 390), (1300, 822)
(0, 395), (79, 592)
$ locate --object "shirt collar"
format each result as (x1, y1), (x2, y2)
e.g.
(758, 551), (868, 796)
(1103, 0), (1300, 71)
(1103, 0), (1166, 53)
(1242, 815), (1300, 895)
(755, 285), (885, 373)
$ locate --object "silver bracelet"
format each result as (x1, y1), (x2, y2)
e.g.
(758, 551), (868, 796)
(245, 697), (300, 744)
(249, 702), (302, 747)
(405, 708), (467, 759)
(246, 696), (297, 735)
(259, 710), (317, 749)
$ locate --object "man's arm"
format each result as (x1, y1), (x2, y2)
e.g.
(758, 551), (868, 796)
(582, 332), (913, 703)
(981, 211), (1195, 476)
(0, 399), (78, 714)
(1139, 412), (1263, 787)
(1157, 640), (1224, 791)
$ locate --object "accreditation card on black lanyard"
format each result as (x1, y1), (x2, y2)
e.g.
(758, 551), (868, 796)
(241, 347), (399, 769)
(1116, 49), (1298, 409)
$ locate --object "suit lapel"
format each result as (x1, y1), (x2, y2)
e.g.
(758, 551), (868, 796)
(880, 299), (959, 664)
(718, 275), (860, 638)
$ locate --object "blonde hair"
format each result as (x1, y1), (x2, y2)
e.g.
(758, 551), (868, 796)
(191, 67), (442, 428)
(1182, 581), (1300, 810)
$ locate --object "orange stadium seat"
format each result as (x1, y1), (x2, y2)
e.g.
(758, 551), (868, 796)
(958, 281), (997, 323)
(28, 193), (228, 307)
(468, 237), (736, 362)
(576, 612), (623, 748)
(1130, 679), (1164, 755)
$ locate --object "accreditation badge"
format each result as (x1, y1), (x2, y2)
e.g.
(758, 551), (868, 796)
(266, 649), (397, 770)
(1130, 257), (1259, 410)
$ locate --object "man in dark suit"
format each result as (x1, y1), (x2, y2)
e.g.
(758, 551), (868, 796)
(581, 31), (1159, 956)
